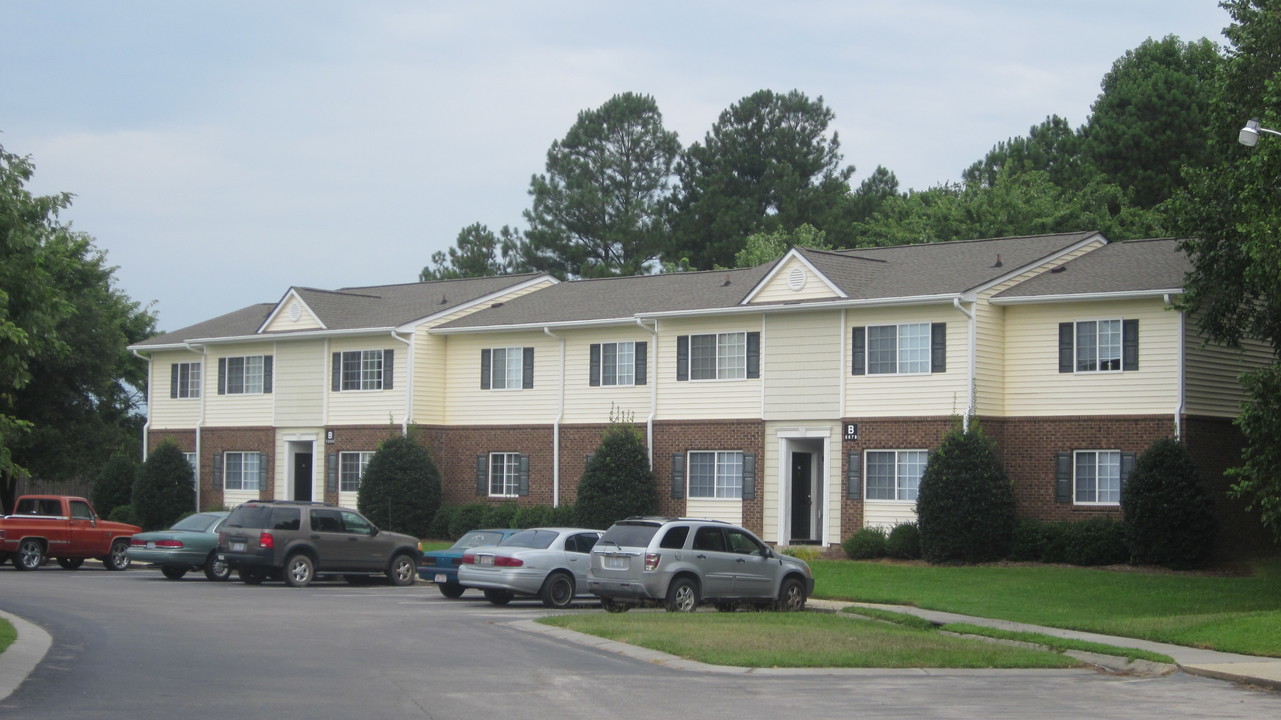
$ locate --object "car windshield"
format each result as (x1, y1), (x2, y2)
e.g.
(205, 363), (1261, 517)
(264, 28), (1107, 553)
(169, 514), (221, 533)
(499, 529), (558, 549)
(599, 523), (661, 547)
(451, 531), (509, 550)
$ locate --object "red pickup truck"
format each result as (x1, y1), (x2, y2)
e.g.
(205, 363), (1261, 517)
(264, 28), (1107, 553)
(0, 495), (141, 571)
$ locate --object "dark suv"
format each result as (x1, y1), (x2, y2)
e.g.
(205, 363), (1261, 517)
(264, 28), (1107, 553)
(217, 500), (421, 588)
(586, 517), (814, 612)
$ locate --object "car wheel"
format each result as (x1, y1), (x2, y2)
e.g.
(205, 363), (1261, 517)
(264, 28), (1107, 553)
(161, 566), (188, 580)
(599, 597), (630, 613)
(437, 582), (466, 599)
(14, 539), (45, 571)
(283, 554), (315, 587)
(239, 567), (268, 585)
(539, 571), (575, 609)
(204, 552), (232, 581)
(664, 577), (699, 613)
(483, 589), (513, 606)
(56, 557), (85, 570)
(714, 602), (738, 613)
(775, 577), (807, 612)
(104, 539), (131, 571)
(386, 553), (417, 587)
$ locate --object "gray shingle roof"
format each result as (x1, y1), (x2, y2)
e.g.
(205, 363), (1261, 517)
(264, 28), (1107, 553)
(993, 238), (1189, 300)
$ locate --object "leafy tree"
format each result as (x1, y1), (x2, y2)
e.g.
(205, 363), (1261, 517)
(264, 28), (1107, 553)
(132, 441), (195, 531)
(668, 89), (856, 268)
(915, 420), (1015, 563)
(1121, 437), (1218, 568)
(1081, 35), (1223, 209)
(848, 165), (901, 224)
(730, 224), (831, 268)
(574, 417), (657, 530)
(962, 115), (1088, 191)
(521, 92), (681, 279)
(0, 145), (156, 513)
(1169, 0), (1281, 541)
(93, 454), (138, 519)
(357, 433), (442, 539)
(420, 223), (528, 281)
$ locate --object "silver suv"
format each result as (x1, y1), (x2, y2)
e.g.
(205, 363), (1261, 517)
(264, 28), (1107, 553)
(586, 517), (813, 612)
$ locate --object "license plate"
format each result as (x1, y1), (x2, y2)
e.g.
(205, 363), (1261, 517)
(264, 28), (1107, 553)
(478, 555), (494, 566)
(434, 573), (447, 583)
(230, 542), (246, 552)
(605, 555), (628, 570)
(146, 541), (156, 550)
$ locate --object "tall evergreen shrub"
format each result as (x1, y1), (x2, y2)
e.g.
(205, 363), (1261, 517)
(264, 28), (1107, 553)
(93, 454), (137, 519)
(1122, 436), (1217, 568)
(132, 441), (195, 530)
(357, 433), (442, 539)
(574, 417), (657, 530)
(915, 420), (1015, 563)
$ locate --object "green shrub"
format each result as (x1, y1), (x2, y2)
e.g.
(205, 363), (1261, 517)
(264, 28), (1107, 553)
(842, 526), (888, 559)
(93, 455), (137, 520)
(549, 503), (576, 526)
(1008, 518), (1048, 561)
(886, 522), (921, 559)
(108, 504), (140, 526)
(1122, 436), (1218, 569)
(132, 441), (196, 531)
(780, 545), (821, 562)
(574, 420), (657, 530)
(512, 504), (553, 528)
(447, 503), (489, 539)
(481, 500), (519, 529)
(916, 420), (1016, 563)
(1060, 517), (1127, 566)
(357, 434), (443, 539)
(429, 504), (456, 539)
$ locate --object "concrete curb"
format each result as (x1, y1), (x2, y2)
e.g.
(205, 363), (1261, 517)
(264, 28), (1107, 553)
(0, 609), (52, 702)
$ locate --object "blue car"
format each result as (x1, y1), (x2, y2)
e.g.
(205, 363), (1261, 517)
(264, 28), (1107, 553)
(419, 528), (522, 598)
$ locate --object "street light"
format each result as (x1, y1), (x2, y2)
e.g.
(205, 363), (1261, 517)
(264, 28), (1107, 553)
(1238, 118), (1281, 147)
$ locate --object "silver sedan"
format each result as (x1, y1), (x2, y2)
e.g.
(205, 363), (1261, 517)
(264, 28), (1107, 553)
(457, 527), (602, 609)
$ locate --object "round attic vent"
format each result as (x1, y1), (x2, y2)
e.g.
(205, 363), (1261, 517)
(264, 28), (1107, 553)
(787, 267), (807, 292)
(288, 302), (302, 322)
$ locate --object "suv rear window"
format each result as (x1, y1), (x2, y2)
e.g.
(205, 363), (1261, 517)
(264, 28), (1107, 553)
(224, 505), (300, 531)
(599, 523), (661, 547)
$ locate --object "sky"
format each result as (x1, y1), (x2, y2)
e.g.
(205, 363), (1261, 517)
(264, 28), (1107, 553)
(1, 1), (1234, 334)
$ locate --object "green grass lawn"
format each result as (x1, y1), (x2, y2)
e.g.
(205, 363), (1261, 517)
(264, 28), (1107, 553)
(812, 558), (1281, 657)
(0, 619), (14, 655)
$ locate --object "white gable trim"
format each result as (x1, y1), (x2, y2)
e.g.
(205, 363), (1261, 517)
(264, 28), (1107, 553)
(257, 289), (327, 334)
(965, 233), (1108, 299)
(397, 275), (559, 332)
(741, 249), (847, 304)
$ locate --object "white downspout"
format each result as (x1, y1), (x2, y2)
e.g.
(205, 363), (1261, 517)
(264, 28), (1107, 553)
(635, 318), (658, 466)
(131, 349), (152, 463)
(180, 343), (209, 510)
(544, 327), (566, 507)
(1169, 294), (1184, 439)
(953, 298), (976, 431)
(390, 330), (412, 435)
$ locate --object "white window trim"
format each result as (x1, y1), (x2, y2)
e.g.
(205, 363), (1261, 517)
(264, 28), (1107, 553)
(339, 451), (375, 493)
(489, 452), (521, 498)
(338, 350), (386, 392)
(687, 450), (744, 500)
(174, 361), (202, 399)
(867, 323), (931, 376)
(224, 355), (266, 395)
(1073, 449), (1122, 506)
(864, 449), (928, 503)
(1073, 318), (1124, 375)
(223, 451), (261, 492)
(600, 340), (636, 387)
(688, 331), (748, 382)
(489, 347), (524, 391)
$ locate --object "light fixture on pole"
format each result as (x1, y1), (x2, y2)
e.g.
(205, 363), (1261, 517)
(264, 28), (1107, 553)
(1238, 118), (1281, 147)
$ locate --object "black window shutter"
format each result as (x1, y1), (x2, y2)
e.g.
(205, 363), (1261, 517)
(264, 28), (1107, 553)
(383, 349), (394, 389)
(1120, 451), (1137, 491)
(741, 453), (756, 500)
(213, 453), (223, 484)
(518, 455), (530, 496)
(846, 451), (861, 499)
(676, 336), (689, 381)
(746, 332), (760, 379)
(263, 356), (273, 394)
(475, 455), (488, 496)
(258, 452), (269, 489)
(671, 453), (686, 499)
(170, 364), (180, 399)
(522, 347), (534, 389)
(1054, 452), (1073, 503)
(218, 358), (227, 395)
(635, 341), (647, 385)
(851, 328), (866, 376)
(326, 453), (338, 492)
(1058, 323), (1075, 373)
(589, 344), (601, 387)
(332, 353), (342, 392)
(480, 349), (491, 390)
(931, 323), (947, 373)
(1122, 319), (1139, 371)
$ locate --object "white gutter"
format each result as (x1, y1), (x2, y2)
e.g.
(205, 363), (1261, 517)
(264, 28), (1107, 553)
(432, 316), (644, 335)
(130, 349), (152, 465)
(390, 330), (413, 435)
(991, 289), (1182, 305)
(634, 318), (658, 467)
(1169, 293), (1184, 439)
(953, 299), (976, 430)
(543, 326), (566, 507)
(178, 342), (209, 510)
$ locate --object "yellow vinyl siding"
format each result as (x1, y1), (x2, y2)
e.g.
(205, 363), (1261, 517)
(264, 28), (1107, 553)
(844, 306), (969, 417)
(763, 311), (842, 421)
(1184, 330), (1274, 417)
(327, 337), (407, 425)
(863, 502), (917, 530)
(749, 256), (842, 304)
(147, 350), (204, 429)
(1004, 300), (1179, 416)
(686, 499), (742, 526)
(261, 297), (323, 333)
(442, 332), (561, 425)
(274, 342), (325, 427)
(203, 343), (275, 426)
(560, 327), (653, 424)
(655, 316), (763, 420)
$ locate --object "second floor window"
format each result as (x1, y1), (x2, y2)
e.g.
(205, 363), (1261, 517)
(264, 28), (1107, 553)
(333, 350), (393, 392)
(481, 347), (534, 390)
(852, 323), (945, 376)
(1059, 319), (1138, 373)
(170, 362), (201, 399)
(218, 355), (273, 395)
(676, 332), (760, 381)
(590, 341), (647, 386)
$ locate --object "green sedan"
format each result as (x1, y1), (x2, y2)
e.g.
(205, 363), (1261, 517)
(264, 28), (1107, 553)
(127, 511), (232, 581)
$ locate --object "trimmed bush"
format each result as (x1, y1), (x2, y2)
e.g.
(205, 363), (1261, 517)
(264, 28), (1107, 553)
(1060, 517), (1127, 566)
(1008, 518), (1048, 561)
(842, 526), (887, 559)
(512, 504), (554, 529)
(447, 503), (489, 539)
(886, 522), (922, 560)
(357, 434), (443, 539)
(1122, 436), (1218, 569)
(429, 504), (456, 540)
(481, 501), (518, 529)
(132, 441), (196, 531)
(915, 421), (1015, 563)
(93, 455), (137, 520)
(549, 503), (576, 526)
(574, 421), (657, 530)
(108, 504), (140, 526)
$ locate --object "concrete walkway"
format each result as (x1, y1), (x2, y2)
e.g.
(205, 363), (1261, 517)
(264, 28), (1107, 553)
(0, 609), (51, 702)
(810, 599), (1281, 691)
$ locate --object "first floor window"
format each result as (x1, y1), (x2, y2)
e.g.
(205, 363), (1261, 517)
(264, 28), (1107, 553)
(224, 452), (261, 491)
(183, 453), (198, 481)
(865, 450), (927, 501)
(688, 451), (743, 499)
(339, 451), (375, 493)
(170, 362), (201, 398)
(1075, 450), (1121, 504)
(490, 452), (522, 497)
